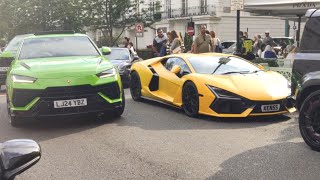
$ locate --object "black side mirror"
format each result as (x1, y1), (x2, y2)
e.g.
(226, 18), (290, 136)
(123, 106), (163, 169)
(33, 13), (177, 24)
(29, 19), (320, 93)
(0, 51), (15, 67)
(0, 139), (41, 180)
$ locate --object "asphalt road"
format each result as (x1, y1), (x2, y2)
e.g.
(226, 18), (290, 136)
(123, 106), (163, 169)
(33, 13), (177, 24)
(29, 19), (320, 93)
(0, 89), (319, 180)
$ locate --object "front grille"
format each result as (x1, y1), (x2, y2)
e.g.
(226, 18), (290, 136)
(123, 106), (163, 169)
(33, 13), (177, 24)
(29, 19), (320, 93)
(251, 99), (287, 113)
(30, 94), (121, 116)
(12, 82), (120, 107)
(210, 98), (252, 114)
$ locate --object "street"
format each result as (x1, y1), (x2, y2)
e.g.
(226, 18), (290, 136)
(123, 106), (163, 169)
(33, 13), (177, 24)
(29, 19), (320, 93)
(0, 89), (319, 180)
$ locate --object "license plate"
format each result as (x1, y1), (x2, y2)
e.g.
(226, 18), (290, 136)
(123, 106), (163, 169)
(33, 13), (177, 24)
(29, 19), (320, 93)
(54, 98), (87, 108)
(261, 104), (280, 112)
(0, 67), (9, 72)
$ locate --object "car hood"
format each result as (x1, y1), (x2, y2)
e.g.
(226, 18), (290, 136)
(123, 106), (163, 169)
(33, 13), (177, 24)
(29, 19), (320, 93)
(201, 71), (290, 101)
(11, 56), (114, 79)
(110, 60), (130, 67)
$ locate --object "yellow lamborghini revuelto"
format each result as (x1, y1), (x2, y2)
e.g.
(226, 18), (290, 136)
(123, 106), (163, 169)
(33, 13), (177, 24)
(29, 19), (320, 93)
(130, 53), (296, 117)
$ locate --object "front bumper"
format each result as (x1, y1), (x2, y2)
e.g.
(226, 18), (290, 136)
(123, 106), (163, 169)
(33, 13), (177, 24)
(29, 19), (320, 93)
(9, 82), (122, 118)
(119, 70), (130, 84)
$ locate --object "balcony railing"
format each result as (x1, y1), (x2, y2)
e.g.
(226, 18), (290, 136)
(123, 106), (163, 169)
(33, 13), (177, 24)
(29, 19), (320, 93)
(162, 5), (216, 19)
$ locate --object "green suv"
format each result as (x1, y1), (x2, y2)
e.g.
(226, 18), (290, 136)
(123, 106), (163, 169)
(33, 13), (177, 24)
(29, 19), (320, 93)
(5, 31), (125, 126)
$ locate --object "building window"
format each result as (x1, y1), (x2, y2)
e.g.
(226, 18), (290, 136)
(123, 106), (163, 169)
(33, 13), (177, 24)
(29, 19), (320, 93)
(200, 0), (207, 14)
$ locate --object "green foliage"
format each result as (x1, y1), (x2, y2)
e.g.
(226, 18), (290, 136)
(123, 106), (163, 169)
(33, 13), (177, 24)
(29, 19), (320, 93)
(0, 0), (159, 44)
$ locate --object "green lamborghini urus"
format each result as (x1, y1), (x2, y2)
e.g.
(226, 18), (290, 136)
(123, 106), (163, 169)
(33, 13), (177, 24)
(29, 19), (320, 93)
(5, 31), (125, 127)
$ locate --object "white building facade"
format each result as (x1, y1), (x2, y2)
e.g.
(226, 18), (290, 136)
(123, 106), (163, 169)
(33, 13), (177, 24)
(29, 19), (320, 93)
(124, 0), (304, 50)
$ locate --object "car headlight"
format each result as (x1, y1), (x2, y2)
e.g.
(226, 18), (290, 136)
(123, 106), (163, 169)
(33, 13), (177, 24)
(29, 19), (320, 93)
(11, 75), (37, 83)
(97, 68), (116, 78)
(118, 63), (131, 72)
(207, 85), (241, 99)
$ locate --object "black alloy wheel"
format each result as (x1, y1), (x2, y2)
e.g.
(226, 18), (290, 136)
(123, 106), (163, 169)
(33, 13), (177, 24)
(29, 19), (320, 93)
(130, 71), (142, 101)
(182, 81), (199, 117)
(299, 90), (320, 151)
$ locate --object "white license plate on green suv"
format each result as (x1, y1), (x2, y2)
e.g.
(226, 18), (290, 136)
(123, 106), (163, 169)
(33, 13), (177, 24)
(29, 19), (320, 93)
(0, 67), (9, 72)
(54, 98), (87, 108)
(261, 104), (280, 112)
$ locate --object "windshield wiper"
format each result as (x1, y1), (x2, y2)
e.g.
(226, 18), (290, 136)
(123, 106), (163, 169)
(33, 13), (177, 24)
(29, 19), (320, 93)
(250, 70), (263, 73)
(220, 71), (250, 75)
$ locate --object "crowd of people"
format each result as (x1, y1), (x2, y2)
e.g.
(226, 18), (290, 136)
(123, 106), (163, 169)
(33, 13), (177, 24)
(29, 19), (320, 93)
(152, 25), (223, 57)
(150, 25), (297, 61)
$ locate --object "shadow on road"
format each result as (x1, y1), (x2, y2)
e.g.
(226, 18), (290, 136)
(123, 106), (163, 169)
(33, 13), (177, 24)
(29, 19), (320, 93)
(115, 98), (292, 131)
(0, 96), (122, 142)
(207, 142), (320, 180)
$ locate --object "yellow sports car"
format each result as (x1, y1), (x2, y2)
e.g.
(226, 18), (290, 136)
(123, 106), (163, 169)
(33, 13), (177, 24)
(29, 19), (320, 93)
(130, 53), (296, 117)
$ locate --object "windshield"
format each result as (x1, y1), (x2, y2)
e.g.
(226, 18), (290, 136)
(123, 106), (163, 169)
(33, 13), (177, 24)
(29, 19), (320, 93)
(19, 36), (100, 59)
(105, 48), (130, 60)
(273, 38), (294, 46)
(188, 56), (260, 75)
(4, 35), (31, 55)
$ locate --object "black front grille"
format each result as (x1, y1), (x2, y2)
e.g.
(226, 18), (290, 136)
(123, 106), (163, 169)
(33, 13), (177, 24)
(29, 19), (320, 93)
(12, 82), (121, 107)
(251, 99), (287, 113)
(29, 94), (121, 116)
(210, 98), (252, 114)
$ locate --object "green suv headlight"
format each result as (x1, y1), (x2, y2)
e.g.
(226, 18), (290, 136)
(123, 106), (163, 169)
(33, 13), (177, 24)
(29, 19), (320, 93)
(11, 75), (37, 83)
(97, 68), (116, 78)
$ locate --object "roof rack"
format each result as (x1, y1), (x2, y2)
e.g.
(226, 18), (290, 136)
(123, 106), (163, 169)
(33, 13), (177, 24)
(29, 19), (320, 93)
(34, 30), (75, 35)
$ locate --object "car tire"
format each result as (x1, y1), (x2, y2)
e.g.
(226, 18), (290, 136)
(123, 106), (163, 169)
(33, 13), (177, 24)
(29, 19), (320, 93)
(299, 90), (320, 151)
(182, 81), (199, 117)
(113, 90), (125, 117)
(130, 71), (142, 101)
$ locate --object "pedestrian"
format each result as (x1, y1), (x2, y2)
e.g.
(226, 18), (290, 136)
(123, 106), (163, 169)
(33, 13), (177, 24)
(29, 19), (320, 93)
(152, 28), (168, 57)
(128, 42), (137, 55)
(193, 25), (213, 54)
(253, 35), (262, 56)
(244, 32), (249, 39)
(124, 37), (130, 48)
(261, 45), (277, 58)
(238, 31), (255, 60)
(166, 32), (173, 55)
(262, 30), (276, 47)
(169, 30), (183, 54)
(209, 31), (222, 53)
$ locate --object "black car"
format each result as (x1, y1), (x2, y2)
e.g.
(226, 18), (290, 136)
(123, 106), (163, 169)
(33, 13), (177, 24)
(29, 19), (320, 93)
(105, 47), (140, 87)
(292, 9), (320, 151)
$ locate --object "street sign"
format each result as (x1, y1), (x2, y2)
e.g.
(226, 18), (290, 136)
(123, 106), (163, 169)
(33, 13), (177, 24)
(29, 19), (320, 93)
(231, 0), (244, 11)
(135, 23), (144, 37)
(187, 27), (194, 36)
(187, 22), (195, 36)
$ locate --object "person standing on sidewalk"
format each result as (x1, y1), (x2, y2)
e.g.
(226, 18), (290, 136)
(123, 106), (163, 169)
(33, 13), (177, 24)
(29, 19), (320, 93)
(152, 28), (167, 57)
(193, 25), (213, 54)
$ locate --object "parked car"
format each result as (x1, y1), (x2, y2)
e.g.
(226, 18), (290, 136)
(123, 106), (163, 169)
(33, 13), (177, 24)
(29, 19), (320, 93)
(272, 37), (295, 54)
(0, 34), (33, 88)
(221, 40), (236, 49)
(130, 53), (295, 118)
(5, 31), (125, 127)
(105, 47), (140, 87)
(0, 139), (41, 180)
(292, 9), (320, 151)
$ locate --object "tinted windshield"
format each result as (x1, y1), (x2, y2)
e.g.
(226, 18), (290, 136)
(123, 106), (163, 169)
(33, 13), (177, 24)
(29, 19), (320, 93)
(19, 36), (100, 59)
(106, 49), (130, 60)
(188, 56), (259, 74)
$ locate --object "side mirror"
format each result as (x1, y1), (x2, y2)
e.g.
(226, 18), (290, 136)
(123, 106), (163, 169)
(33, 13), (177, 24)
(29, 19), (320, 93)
(171, 65), (181, 75)
(0, 51), (15, 63)
(101, 47), (111, 55)
(0, 139), (41, 180)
